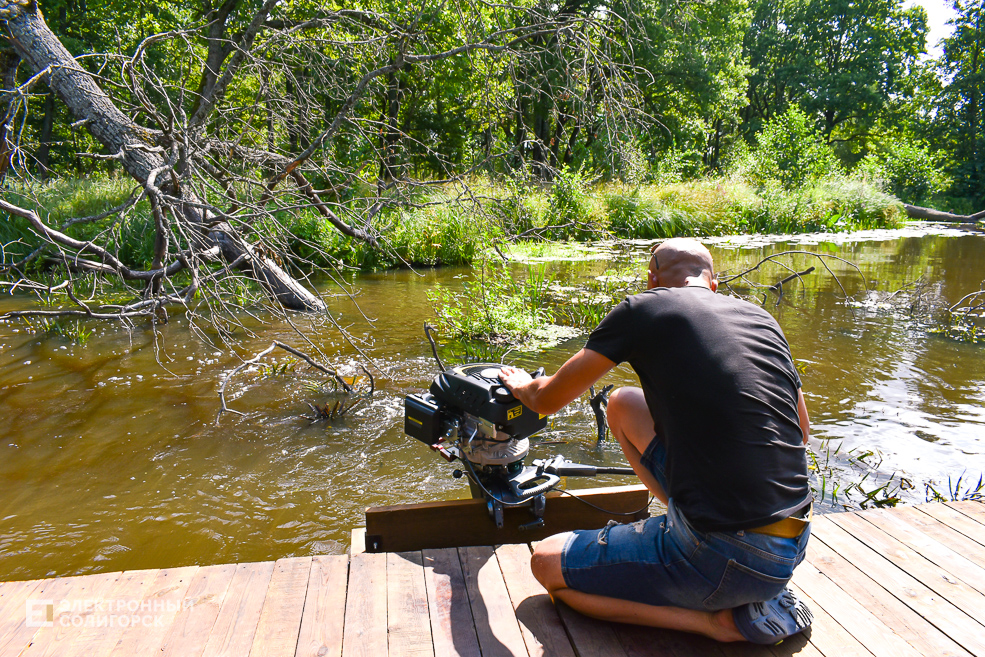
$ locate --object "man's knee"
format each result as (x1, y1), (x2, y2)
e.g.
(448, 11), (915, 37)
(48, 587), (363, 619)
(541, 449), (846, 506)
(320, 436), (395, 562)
(531, 532), (569, 593)
(608, 388), (653, 446)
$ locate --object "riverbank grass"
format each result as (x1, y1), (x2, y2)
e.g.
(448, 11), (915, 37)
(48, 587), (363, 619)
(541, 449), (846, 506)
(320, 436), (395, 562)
(2, 174), (905, 272)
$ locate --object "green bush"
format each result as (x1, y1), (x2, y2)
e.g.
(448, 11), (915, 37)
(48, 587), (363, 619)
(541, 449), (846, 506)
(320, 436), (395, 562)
(427, 260), (550, 343)
(858, 140), (950, 206)
(543, 167), (606, 240)
(748, 107), (842, 188)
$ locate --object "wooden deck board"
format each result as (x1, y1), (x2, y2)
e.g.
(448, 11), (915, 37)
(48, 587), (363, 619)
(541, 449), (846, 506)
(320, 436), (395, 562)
(812, 516), (985, 656)
(340, 552), (387, 657)
(386, 552), (434, 657)
(828, 512), (985, 624)
(200, 561), (275, 657)
(250, 557), (312, 657)
(805, 535), (971, 657)
(106, 565), (199, 656)
(458, 546), (528, 657)
(917, 503), (985, 547)
(422, 547), (481, 657)
(894, 505), (985, 570)
(855, 508), (985, 594)
(786, 580), (875, 657)
(21, 572), (119, 657)
(495, 543), (576, 657)
(1, 501), (985, 657)
(790, 559), (919, 657)
(59, 568), (161, 657)
(295, 555), (348, 657)
(159, 563), (238, 657)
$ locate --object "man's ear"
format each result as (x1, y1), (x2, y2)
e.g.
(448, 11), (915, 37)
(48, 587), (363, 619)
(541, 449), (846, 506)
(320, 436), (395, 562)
(710, 277), (719, 292)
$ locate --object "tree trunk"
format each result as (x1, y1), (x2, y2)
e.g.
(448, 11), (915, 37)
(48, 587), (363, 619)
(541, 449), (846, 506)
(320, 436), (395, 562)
(1, 1), (326, 312)
(378, 63), (402, 185)
(904, 204), (985, 222)
(0, 47), (20, 182)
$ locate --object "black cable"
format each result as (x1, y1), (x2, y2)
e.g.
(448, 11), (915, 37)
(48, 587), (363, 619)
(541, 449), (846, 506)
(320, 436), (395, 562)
(424, 323), (446, 371)
(556, 487), (654, 516)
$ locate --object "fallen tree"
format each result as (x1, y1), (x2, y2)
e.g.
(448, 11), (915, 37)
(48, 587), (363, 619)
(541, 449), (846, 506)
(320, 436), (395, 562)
(0, 0), (639, 333)
(904, 204), (985, 222)
(1, 0), (326, 311)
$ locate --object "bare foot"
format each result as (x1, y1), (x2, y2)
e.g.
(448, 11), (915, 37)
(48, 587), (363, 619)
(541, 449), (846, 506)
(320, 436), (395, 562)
(706, 609), (746, 642)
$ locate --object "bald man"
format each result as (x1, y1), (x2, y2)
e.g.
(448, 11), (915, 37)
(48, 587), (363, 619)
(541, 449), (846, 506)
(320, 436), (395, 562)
(500, 238), (813, 644)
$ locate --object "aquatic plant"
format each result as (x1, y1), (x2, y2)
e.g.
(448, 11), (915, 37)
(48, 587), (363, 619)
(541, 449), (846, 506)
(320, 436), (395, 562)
(925, 471), (985, 503)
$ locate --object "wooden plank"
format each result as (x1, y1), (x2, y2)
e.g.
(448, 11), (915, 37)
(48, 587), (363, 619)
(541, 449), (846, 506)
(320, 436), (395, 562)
(948, 500), (985, 525)
(811, 516), (985, 655)
(105, 566), (198, 656)
(790, 559), (920, 657)
(200, 561), (276, 657)
(295, 555), (348, 657)
(159, 563), (238, 657)
(366, 485), (649, 553)
(895, 505), (985, 570)
(387, 552), (434, 657)
(828, 511), (985, 620)
(458, 546), (528, 657)
(764, 632), (825, 657)
(615, 622), (728, 657)
(0, 579), (49, 656)
(0, 576), (80, 657)
(340, 552), (387, 657)
(57, 568), (162, 657)
(857, 508), (985, 594)
(250, 557), (312, 657)
(19, 572), (120, 657)
(806, 534), (971, 657)
(351, 528), (367, 556)
(917, 503), (985, 547)
(422, 548), (481, 657)
(494, 543), (576, 657)
(786, 580), (875, 657)
(553, 600), (631, 657)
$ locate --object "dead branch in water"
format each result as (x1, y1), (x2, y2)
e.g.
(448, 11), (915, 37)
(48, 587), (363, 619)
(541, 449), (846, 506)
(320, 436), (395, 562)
(216, 340), (373, 424)
(719, 250), (866, 316)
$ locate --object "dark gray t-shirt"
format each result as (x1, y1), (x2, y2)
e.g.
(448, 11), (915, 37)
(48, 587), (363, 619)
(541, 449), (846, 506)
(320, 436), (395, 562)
(586, 286), (810, 532)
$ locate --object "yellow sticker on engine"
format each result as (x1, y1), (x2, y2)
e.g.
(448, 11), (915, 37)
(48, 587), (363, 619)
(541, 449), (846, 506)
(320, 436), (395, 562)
(507, 405), (523, 420)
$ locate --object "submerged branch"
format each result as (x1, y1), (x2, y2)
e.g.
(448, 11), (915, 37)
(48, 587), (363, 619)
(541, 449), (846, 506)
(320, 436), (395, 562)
(216, 340), (373, 423)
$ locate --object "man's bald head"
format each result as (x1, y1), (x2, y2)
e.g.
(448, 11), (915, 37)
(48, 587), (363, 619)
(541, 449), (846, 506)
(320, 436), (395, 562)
(648, 238), (717, 290)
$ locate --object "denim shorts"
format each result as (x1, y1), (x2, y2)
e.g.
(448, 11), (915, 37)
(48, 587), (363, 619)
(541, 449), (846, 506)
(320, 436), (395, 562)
(561, 436), (810, 611)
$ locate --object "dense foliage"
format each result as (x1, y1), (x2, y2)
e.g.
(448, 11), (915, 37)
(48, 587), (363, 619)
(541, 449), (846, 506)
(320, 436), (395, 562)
(0, 0), (977, 279)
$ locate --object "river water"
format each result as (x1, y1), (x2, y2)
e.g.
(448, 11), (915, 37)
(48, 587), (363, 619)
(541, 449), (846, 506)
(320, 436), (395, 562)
(1, 224), (983, 580)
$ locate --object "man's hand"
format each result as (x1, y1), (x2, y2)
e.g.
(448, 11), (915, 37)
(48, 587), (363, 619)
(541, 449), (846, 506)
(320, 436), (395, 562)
(497, 350), (617, 416)
(499, 365), (533, 392)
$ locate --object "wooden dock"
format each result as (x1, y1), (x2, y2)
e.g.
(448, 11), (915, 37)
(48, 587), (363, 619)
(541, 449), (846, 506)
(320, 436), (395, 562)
(1, 500), (984, 656)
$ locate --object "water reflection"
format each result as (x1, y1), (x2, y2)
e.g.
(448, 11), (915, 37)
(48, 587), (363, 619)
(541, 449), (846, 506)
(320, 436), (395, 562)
(0, 224), (982, 580)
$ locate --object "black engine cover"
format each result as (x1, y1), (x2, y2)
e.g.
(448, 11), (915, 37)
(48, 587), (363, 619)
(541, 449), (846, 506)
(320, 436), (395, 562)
(428, 363), (547, 440)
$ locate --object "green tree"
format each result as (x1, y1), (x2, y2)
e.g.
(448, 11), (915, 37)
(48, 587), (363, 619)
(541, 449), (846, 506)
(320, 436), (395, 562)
(742, 0), (927, 152)
(933, 0), (985, 205)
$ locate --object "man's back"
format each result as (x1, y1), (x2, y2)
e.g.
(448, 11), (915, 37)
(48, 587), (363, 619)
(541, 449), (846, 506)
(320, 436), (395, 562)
(586, 286), (810, 532)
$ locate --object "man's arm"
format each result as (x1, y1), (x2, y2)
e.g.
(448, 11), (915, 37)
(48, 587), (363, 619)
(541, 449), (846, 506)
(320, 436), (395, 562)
(499, 349), (617, 416)
(797, 388), (810, 445)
